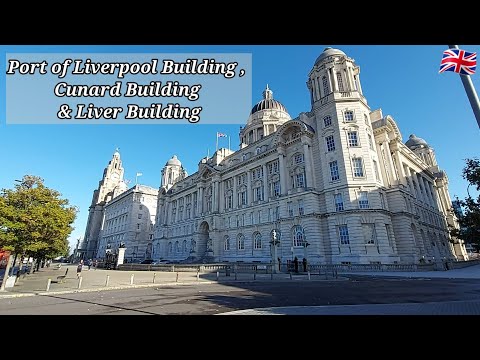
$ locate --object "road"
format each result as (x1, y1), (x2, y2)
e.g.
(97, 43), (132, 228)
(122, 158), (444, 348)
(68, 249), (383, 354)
(1, 276), (480, 314)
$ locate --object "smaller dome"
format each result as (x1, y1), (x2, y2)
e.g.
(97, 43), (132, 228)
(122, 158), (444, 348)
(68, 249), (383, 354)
(405, 134), (429, 149)
(166, 155), (181, 166)
(250, 85), (288, 115)
(314, 47), (346, 65)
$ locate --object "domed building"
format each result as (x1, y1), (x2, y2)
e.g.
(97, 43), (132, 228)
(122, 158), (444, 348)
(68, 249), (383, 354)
(85, 47), (467, 266)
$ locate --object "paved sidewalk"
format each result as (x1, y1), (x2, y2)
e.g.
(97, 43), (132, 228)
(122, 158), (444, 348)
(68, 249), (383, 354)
(342, 264), (480, 279)
(0, 264), (343, 298)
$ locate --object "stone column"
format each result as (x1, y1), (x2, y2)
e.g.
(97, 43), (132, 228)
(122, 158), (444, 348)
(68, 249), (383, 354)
(302, 139), (313, 188)
(233, 176), (238, 209)
(262, 164), (269, 201)
(383, 140), (398, 185)
(315, 76), (321, 99)
(219, 180), (225, 212)
(278, 149), (287, 195)
(213, 179), (219, 212)
(329, 68), (337, 92)
(198, 186), (204, 215)
(247, 170), (252, 205)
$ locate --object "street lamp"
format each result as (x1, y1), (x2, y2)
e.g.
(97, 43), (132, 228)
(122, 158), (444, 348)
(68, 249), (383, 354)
(269, 229), (281, 273)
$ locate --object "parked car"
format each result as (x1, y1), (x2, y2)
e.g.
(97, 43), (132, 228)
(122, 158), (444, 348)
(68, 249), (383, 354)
(140, 259), (155, 264)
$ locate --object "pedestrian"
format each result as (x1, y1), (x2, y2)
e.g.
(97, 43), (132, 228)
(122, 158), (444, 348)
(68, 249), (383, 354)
(302, 257), (307, 272)
(87, 259), (92, 270)
(294, 256), (299, 273)
(77, 260), (83, 278)
(93, 259), (98, 270)
(278, 257), (281, 271)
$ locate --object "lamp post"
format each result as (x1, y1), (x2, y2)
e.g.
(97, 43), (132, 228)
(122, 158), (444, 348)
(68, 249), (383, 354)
(269, 229), (280, 274)
(303, 236), (310, 271)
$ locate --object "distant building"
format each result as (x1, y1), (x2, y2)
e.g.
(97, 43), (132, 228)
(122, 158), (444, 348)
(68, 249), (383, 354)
(83, 150), (127, 259)
(95, 184), (158, 262)
(151, 47), (468, 265)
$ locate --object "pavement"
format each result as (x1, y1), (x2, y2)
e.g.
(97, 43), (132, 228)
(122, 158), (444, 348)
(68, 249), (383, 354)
(0, 263), (344, 298)
(2, 263), (480, 314)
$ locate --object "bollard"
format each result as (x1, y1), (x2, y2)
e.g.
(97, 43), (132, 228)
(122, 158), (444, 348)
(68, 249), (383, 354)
(78, 276), (83, 289)
(216, 271), (219, 281)
(196, 270), (199, 282)
(176, 272), (179, 282)
(130, 274), (134, 285)
(105, 275), (110, 287)
(308, 271), (311, 281)
(153, 272), (156, 284)
(46, 278), (51, 292)
(289, 272), (293, 280)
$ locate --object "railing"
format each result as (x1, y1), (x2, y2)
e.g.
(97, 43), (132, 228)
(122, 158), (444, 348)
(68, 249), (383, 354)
(448, 259), (480, 269)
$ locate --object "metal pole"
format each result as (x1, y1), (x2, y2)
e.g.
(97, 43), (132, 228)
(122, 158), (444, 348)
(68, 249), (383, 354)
(105, 275), (110, 287)
(448, 45), (480, 129)
(153, 272), (156, 283)
(46, 278), (51, 292)
(78, 276), (83, 289)
(130, 274), (134, 285)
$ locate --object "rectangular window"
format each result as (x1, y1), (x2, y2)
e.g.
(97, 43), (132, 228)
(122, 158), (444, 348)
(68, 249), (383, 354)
(298, 200), (304, 216)
(368, 134), (374, 150)
(295, 173), (305, 188)
(326, 135), (336, 152)
(329, 160), (340, 181)
(239, 191), (247, 206)
(373, 159), (380, 182)
(338, 225), (350, 245)
(347, 131), (359, 147)
(226, 194), (233, 209)
(324, 116), (332, 127)
(268, 160), (279, 174)
(358, 191), (369, 209)
(385, 224), (394, 247)
(258, 210), (262, 224)
(379, 192), (385, 209)
(294, 153), (304, 164)
(254, 187), (264, 201)
(352, 158), (364, 177)
(363, 223), (376, 245)
(288, 202), (293, 217)
(273, 181), (281, 197)
(344, 110), (354, 122)
(275, 206), (280, 220)
(334, 193), (344, 212)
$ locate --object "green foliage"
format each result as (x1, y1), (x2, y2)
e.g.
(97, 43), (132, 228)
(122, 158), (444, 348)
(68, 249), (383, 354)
(0, 175), (78, 259)
(452, 159), (480, 248)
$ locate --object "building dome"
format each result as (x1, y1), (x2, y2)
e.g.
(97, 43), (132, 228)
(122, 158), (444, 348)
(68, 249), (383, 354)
(250, 85), (288, 115)
(405, 134), (429, 149)
(314, 47), (346, 65)
(166, 155), (181, 166)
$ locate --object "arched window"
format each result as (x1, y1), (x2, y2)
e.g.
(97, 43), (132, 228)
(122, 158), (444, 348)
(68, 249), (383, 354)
(292, 225), (305, 247)
(322, 76), (329, 96)
(237, 234), (245, 250)
(168, 242), (172, 254)
(224, 235), (230, 251)
(183, 240), (187, 252)
(253, 232), (262, 250)
(175, 241), (179, 253)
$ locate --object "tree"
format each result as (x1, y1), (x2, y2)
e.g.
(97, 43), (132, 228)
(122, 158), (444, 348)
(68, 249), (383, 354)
(452, 158), (480, 249)
(0, 175), (78, 270)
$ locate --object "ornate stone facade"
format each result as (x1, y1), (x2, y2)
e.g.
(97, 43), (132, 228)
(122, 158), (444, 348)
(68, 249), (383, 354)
(151, 47), (467, 265)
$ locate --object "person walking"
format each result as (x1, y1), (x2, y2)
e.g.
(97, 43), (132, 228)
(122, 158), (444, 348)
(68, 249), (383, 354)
(77, 260), (83, 278)
(87, 259), (92, 271)
(294, 256), (299, 273)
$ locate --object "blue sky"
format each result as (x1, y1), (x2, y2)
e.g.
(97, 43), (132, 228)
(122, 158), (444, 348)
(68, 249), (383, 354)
(1, 45), (479, 252)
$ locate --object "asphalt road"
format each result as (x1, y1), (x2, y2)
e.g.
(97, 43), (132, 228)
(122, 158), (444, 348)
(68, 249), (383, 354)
(1, 275), (480, 315)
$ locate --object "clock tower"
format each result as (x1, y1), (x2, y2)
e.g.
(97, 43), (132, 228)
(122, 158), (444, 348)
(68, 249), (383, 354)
(83, 149), (126, 259)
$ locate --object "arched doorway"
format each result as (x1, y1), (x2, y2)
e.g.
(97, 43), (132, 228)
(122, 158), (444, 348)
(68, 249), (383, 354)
(197, 221), (211, 260)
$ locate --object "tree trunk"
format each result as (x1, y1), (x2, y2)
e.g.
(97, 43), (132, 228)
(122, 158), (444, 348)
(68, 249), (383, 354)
(10, 253), (18, 276)
(0, 253), (14, 292)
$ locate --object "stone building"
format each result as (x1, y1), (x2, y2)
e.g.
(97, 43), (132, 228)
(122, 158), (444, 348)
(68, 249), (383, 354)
(151, 47), (467, 265)
(95, 184), (158, 262)
(83, 150), (127, 259)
